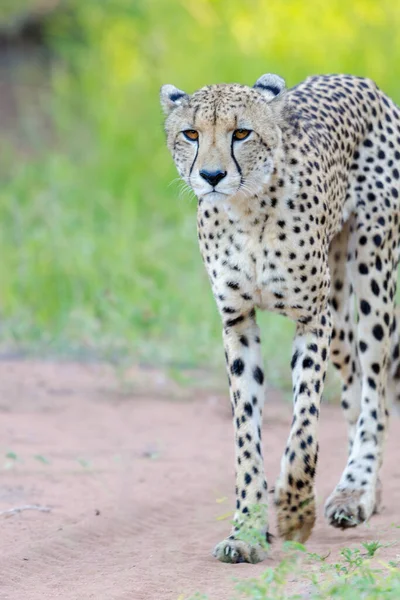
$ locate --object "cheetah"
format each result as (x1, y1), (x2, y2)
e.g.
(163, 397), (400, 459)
(160, 73), (400, 563)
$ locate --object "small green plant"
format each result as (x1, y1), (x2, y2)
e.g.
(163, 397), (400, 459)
(5, 451), (18, 460)
(361, 540), (385, 558)
(189, 539), (400, 600)
(235, 542), (306, 599)
(3, 450), (22, 469)
(334, 547), (364, 574)
(34, 454), (51, 465)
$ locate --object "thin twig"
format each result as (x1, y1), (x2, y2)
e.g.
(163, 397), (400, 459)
(0, 504), (52, 517)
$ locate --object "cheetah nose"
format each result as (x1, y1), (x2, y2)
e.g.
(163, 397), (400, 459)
(199, 169), (227, 187)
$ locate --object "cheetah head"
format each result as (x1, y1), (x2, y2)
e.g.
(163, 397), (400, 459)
(160, 74), (286, 205)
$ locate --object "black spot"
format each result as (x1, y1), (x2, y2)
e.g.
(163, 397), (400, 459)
(370, 280), (380, 296)
(372, 324), (384, 342)
(373, 234), (382, 247)
(299, 382), (308, 394)
(226, 315), (245, 328)
(244, 402), (253, 417)
(239, 335), (249, 347)
(360, 300), (371, 315)
(253, 366), (264, 385)
(302, 357), (314, 369)
(231, 358), (245, 376)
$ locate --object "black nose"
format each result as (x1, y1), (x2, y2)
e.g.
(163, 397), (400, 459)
(199, 169), (227, 187)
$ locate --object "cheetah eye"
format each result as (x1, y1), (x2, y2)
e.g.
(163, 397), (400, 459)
(233, 129), (251, 141)
(182, 130), (199, 141)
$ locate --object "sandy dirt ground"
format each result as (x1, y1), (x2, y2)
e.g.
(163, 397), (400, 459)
(0, 360), (400, 600)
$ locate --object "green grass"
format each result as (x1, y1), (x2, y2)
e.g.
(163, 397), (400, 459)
(1, 0), (400, 384)
(188, 540), (400, 599)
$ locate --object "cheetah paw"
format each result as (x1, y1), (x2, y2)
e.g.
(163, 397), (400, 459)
(212, 538), (269, 564)
(324, 486), (376, 529)
(275, 490), (316, 543)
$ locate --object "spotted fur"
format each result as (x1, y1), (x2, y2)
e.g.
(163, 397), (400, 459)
(160, 74), (400, 563)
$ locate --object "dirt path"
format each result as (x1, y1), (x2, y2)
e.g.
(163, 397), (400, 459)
(0, 361), (399, 600)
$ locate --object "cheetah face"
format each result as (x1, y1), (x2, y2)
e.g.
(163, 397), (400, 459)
(160, 74), (286, 205)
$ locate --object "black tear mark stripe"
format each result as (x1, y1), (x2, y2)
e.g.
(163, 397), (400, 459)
(189, 143), (199, 178)
(189, 106), (200, 179)
(231, 136), (243, 185)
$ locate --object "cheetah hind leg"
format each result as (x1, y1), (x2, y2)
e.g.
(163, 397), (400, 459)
(388, 308), (400, 414)
(379, 308), (400, 516)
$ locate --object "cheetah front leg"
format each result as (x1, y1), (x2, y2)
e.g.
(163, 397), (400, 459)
(213, 311), (270, 564)
(275, 309), (332, 542)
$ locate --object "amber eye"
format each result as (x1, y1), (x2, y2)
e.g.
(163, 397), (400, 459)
(183, 130), (199, 141)
(233, 129), (251, 141)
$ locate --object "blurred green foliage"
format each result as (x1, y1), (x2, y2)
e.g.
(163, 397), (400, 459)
(0, 0), (400, 381)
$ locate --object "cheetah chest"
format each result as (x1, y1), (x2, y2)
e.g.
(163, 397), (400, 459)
(201, 220), (321, 322)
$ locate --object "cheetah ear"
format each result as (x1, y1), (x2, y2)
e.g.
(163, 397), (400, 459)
(160, 84), (189, 115)
(253, 74), (286, 101)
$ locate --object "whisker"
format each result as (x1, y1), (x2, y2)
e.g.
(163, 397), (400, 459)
(167, 176), (196, 203)
(239, 181), (257, 199)
(177, 182), (196, 202)
(168, 177), (184, 188)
